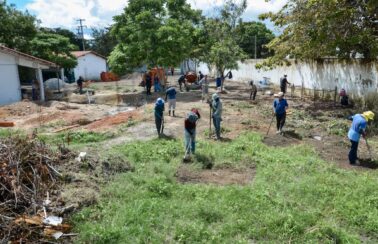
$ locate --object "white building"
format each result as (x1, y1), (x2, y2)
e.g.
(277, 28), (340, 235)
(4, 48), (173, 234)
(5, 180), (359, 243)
(0, 45), (57, 105)
(71, 51), (107, 80)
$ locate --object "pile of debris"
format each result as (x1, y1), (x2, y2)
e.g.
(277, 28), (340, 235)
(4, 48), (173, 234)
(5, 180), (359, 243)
(0, 136), (73, 242)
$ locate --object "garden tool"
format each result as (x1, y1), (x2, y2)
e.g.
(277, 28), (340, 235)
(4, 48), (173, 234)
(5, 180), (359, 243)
(159, 115), (164, 136)
(365, 138), (373, 160)
(183, 137), (193, 163)
(266, 114), (275, 136)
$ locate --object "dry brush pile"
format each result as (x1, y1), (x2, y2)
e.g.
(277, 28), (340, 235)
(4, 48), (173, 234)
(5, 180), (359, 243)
(0, 136), (71, 242)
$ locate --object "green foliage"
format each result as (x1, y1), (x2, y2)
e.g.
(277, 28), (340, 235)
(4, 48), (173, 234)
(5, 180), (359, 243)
(74, 133), (378, 242)
(109, 0), (201, 75)
(259, 0), (378, 68)
(30, 31), (77, 68)
(38, 131), (114, 145)
(90, 27), (117, 57)
(327, 120), (350, 136)
(0, 1), (37, 52)
(234, 21), (275, 59)
(199, 2), (247, 81)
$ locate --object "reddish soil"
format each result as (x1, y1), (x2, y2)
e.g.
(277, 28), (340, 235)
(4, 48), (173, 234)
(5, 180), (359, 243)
(85, 110), (141, 131)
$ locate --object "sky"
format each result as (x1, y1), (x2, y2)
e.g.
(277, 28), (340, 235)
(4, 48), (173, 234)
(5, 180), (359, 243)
(6, 0), (286, 36)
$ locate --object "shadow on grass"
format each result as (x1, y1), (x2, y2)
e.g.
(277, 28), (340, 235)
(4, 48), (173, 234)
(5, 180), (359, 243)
(358, 159), (378, 169)
(194, 153), (214, 169)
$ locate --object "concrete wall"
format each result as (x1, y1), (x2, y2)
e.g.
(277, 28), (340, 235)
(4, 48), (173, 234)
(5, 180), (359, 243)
(198, 59), (378, 96)
(0, 52), (21, 105)
(73, 54), (107, 80)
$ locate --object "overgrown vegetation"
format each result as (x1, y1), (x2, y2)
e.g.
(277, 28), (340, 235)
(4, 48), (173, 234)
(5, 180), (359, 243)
(38, 130), (115, 146)
(74, 133), (378, 243)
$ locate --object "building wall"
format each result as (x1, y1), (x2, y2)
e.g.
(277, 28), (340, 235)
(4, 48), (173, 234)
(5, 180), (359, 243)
(0, 52), (21, 105)
(73, 54), (107, 80)
(198, 59), (378, 96)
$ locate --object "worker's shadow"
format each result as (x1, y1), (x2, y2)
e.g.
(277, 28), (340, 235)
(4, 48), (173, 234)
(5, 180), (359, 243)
(357, 159), (378, 169)
(194, 153), (214, 169)
(159, 134), (176, 140)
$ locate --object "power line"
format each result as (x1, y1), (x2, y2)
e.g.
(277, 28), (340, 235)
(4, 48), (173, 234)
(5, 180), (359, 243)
(76, 19), (87, 51)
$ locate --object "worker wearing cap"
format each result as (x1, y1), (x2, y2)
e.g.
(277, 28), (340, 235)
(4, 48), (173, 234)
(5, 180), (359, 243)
(184, 108), (201, 155)
(347, 111), (375, 165)
(165, 86), (177, 116)
(154, 98), (165, 137)
(280, 75), (290, 94)
(273, 92), (288, 134)
(211, 93), (223, 140)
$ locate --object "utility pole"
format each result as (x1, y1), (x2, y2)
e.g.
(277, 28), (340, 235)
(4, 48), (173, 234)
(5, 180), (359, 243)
(76, 19), (87, 51)
(254, 35), (257, 60)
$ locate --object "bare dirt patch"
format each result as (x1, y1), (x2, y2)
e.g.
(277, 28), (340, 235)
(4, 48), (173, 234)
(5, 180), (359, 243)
(263, 133), (301, 147)
(176, 164), (255, 186)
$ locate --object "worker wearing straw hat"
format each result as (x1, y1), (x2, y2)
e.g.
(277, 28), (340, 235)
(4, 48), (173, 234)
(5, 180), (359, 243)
(348, 111), (375, 165)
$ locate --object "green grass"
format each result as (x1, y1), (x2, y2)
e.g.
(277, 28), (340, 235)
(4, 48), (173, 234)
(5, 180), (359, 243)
(38, 130), (115, 146)
(73, 133), (378, 243)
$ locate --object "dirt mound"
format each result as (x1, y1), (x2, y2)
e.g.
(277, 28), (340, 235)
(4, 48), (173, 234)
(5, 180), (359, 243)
(0, 100), (40, 118)
(85, 110), (140, 131)
(176, 165), (255, 186)
(263, 133), (301, 147)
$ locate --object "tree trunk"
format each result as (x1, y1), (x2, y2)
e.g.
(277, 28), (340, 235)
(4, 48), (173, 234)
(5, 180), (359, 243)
(220, 68), (225, 92)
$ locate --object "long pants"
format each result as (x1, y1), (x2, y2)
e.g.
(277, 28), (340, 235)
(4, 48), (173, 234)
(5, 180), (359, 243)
(213, 116), (221, 139)
(280, 86), (287, 94)
(155, 115), (163, 135)
(349, 140), (359, 164)
(276, 113), (286, 131)
(250, 90), (257, 100)
(146, 85), (151, 95)
(154, 83), (161, 92)
(168, 99), (176, 115)
(185, 130), (196, 154)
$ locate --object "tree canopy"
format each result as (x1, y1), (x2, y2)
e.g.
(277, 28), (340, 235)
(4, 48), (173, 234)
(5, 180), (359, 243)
(259, 0), (378, 67)
(30, 32), (77, 69)
(0, 1), (37, 52)
(199, 0), (247, 80)
(90, 27), (117, 57)
(234, 21), (275, 59)
(109, 0), (202, 74)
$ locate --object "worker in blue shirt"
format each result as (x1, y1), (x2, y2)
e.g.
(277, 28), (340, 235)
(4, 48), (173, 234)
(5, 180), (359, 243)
(154, 98), (165, 137)
(273, 92), (289, 134)
(347, 111), (375, 165)
(165, 86), (177, 117)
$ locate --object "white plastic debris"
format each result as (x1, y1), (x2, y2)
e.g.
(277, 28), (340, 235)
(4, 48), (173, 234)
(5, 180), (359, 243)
(43, 216), (63, 226)
(76, 152), (87, 162)
(53, 231), (64, 240)
(313, 136), (322, 141)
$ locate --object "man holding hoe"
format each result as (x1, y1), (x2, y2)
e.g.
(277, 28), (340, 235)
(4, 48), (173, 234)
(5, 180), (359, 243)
(273, 92), (289, 134)
(348, 111), (375, 165)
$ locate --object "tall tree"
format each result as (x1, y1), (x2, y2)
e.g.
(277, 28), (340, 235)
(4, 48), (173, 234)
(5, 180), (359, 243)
(90, 27), (117, 57)
(30, 32), (77, 69)
(259, 0), (378, 67)
(0, 1), (37, 52)
(109, 0), (201, 75)
(199, 0), (247, 90)
(234, 21), (275, 59)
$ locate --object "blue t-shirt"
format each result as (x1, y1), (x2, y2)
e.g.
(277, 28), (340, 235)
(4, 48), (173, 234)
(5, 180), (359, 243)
(348, 114), (367, 142)
(273, 98), (288, 115)
(166, 87), (176, 99)
(154, 103), (164, 118)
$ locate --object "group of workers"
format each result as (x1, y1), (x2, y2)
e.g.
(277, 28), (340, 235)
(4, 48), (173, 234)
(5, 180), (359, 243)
(153, 72), (375, 165)
(153, 72), (223, 158)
